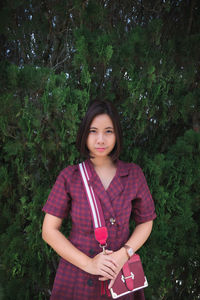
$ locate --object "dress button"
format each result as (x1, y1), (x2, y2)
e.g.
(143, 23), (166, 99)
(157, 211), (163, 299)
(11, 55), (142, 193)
(110, 217), (116, 225)
(89, 248), (95, 256)
(87, 279), (93, 287)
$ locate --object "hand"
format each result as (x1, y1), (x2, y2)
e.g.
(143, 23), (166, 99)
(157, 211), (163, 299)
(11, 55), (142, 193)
(98, 247), (128, 289)
(84, 250), (119, 280)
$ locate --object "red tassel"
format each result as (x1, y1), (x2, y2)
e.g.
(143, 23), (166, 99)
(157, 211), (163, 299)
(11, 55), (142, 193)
(106, 282), (111, 297)
(101, 281), (111, 297)
(101, 282), (105, 296)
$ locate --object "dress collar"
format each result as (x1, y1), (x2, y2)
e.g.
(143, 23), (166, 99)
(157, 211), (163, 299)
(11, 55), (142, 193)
(85, 158), (129, 179)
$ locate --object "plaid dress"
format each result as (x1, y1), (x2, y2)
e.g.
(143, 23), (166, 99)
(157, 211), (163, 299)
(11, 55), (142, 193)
(42, 159), (156, 300)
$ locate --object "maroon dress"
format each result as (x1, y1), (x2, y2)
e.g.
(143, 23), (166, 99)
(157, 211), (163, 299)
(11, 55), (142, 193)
(42, 159), (156, 300)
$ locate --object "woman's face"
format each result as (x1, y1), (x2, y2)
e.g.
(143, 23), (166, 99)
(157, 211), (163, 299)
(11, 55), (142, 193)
(86, 114), (116, 159)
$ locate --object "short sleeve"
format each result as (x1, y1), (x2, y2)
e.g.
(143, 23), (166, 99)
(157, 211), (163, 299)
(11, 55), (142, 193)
(42, 171), (71, 219)
(132, 166), (157, 225)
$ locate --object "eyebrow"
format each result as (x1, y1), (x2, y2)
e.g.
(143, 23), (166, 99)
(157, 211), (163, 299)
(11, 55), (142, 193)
(90, 126), (114, 129)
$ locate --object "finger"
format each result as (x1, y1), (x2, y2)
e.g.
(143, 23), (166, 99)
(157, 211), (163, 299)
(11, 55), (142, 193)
(102, 261), (118, 274)
(108, 278), (116, 289)
(100, 265), (117, 279)
(99, 271), (114, 280)
(104, 257), (119, 268)
(101, 266), (116, 279)
(104, 250), (113, 255)
(99, 253), (118, 270)
(98, 276), (108, 281)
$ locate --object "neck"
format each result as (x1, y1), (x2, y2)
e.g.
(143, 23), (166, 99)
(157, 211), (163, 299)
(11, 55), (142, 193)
(90, 156), (114, 169)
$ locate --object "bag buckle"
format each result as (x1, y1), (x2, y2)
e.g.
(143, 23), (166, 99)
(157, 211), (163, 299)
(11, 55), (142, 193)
(121, 272), (134, 283)
(99, 243), (107, 254)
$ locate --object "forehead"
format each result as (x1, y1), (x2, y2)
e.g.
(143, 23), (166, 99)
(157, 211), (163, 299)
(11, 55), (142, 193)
(90, 114), (114, 127)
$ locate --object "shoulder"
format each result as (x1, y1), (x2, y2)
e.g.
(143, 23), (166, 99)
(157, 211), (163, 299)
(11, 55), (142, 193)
(118, 160), (146, 185)
(118, 160), (142, 176)
(56, 164), (79, 184)
(60, 164), (79, 176)
(118, 160), (149, 189)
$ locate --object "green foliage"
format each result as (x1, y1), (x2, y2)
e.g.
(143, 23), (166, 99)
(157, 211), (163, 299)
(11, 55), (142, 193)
(141, 130), (200, 299)
(0, 64), (83, 299)
(0, 0), (200, 299)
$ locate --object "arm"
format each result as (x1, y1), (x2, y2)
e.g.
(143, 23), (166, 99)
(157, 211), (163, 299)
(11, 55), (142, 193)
(42, 213), (119, 279)
(123, 220), (153, 254)
(99, 220), (153, 288)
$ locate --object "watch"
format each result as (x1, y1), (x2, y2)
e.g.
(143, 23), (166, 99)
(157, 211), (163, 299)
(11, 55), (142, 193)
(123, 244), (134, 258)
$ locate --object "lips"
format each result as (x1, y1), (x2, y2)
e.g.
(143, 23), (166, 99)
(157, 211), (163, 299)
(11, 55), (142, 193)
(95, 148), (106, 152)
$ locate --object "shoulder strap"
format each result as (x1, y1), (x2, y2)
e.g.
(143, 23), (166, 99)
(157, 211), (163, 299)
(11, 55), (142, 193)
(79, 161), (108, 247)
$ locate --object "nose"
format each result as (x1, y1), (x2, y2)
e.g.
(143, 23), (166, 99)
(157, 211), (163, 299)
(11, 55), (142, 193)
(96, 133), (104, 144)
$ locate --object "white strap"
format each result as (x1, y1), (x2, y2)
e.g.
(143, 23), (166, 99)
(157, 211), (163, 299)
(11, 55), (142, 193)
(79, 162), (102, 228)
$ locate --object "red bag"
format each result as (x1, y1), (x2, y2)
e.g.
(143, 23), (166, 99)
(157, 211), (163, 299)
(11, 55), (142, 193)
(110, 254), (148, 298)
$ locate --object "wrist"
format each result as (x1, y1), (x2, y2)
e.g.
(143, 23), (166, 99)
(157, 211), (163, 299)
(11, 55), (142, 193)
(123, 244), (134, 259)
(81, 256), (93, 273)
(119, 247), (129, 263)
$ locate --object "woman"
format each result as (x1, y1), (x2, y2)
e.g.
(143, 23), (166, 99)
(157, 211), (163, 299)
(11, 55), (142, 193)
(42, 100), (156, 299)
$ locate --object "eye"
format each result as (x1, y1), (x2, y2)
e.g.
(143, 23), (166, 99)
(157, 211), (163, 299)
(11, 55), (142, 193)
(106, 129), (114, 134)
(89, 129), (96, 133)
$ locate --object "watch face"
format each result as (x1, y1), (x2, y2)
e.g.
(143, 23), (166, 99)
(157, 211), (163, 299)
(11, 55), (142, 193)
(128, 248), (134, 257)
